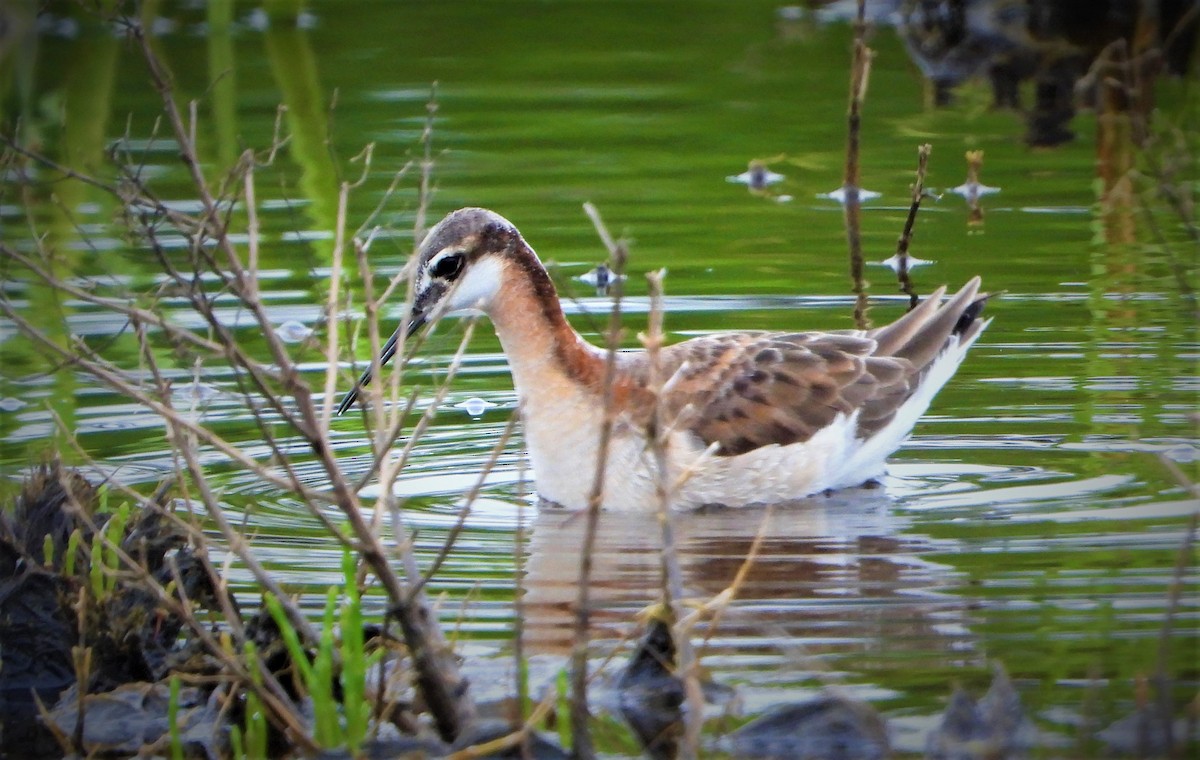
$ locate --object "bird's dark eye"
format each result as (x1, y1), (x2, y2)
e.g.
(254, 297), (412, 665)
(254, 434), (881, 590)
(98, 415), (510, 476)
(429, 253), (465, 281)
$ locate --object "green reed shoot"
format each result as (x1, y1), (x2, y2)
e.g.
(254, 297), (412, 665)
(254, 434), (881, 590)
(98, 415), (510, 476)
(168, 675), (183, 760)
(42, 533), (54, 567)
(242, 641), (269, 759)
(229, 724), (244, 759)
(263, 592), (318, 685)
(555, 668), (571, 748)
(261, 549), (381, 752)
(103, 502), (130, 578)
(339, 549), (371, 752)
(89, 501), (130, 598)
(312, 585), (342, 746)
(89, 531), (105, 598)
(64, 528), (80, 577)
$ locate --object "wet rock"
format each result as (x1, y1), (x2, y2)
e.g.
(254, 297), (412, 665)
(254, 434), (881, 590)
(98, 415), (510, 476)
(0, 567), (75, 758)
(47, 681), (226, 757)
(926, 665), (1033, 760)
(726, 693), (891, 760)
(89, 508), (220, 692)
(577, 263), (626, 295)
(452, 720), (570, 759)
(313, 718), (569, 759)
(978, 665), (1034, 754)
(617, 610), (686, 759)
(0, 462), (223, 756)
(0, 464), (97, 757)
(727, 160), (785, 190)
(1097, 681), (1199, 758)
(613, 606), (736, 758)
(1098, 705), (1175, 757)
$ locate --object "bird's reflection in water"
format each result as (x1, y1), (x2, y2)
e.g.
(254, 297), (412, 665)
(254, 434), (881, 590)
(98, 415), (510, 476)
(521, 488), (971, 679)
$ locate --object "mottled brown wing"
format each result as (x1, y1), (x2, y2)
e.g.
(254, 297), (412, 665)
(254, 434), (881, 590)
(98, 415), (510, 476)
(651, 332), (916, 455)
(624, 277), (986, 457)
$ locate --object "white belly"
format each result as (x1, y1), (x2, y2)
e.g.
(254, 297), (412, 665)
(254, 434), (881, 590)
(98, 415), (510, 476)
(519, 332), (983, 511)
(522, 393), (867, 511)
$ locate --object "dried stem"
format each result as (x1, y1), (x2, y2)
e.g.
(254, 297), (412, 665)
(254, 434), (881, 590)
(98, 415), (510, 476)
(139, 29), (476, 741)
(964, 150), (986, 226)
(1153, 508), (1198, 751)
(0, 24), (479, 746)
(414, 412), (520, 596)
(414, 83), (438, 243)
(642, 269), (704, 759)
(43, 426), (315, 747)
(843, 0), (874, 329)
(570, 201), (629, 758)
(894, 144), (932, 309)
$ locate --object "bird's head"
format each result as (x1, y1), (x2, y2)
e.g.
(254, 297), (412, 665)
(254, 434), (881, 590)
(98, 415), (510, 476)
(407, 207), (522, 331)
(336, 207), (527, 415)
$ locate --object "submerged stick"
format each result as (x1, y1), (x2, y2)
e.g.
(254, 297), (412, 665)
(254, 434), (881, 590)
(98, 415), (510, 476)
(843, 0), (874, 329)
(894, 144), (932, 310)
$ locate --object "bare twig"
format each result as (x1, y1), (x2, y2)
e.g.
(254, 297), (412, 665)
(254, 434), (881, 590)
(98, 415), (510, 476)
(843, 0), (874, 329)
(414, 83), (438, 244)
(964, 150), (986, 226)
(414, 412), (520, 595)
(135, 28), (477, 741)
(642, 269), (704, 759)
(893, 144), (932, 309)
(570, 201), (629, 758)
(1153, 508), (1197, 753)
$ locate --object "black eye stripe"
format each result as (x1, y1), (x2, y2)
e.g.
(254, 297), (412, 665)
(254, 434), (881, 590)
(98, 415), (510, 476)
(430, 253), (465, 281)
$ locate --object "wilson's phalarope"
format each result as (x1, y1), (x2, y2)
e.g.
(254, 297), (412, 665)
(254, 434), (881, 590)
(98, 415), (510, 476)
(338, 207), (991, 511)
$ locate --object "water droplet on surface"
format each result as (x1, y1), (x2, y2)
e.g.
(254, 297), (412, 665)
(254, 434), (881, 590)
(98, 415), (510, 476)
(877, 254), (935, 272)
(727, 161), (785, 190)
(578, 264), (626, 295)
(453, 397), (497, 417)
(818, 186), (881, 203)
(0, 397), (27, 412)
(949, 181), (1001, 201)
(276, 320), (314, 343)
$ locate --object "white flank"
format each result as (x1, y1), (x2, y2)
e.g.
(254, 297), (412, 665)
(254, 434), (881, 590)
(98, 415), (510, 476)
(828, 317), (993, 490)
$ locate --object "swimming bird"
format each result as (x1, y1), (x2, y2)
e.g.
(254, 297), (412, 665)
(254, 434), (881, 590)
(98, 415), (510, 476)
(338, 208), (990, 511)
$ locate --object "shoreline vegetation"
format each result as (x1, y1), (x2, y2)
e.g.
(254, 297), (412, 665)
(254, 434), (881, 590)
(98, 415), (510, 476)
(1, 1), (1196, 757)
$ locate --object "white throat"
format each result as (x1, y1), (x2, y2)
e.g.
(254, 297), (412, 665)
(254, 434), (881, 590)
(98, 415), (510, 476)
(445, 256), (504, 314)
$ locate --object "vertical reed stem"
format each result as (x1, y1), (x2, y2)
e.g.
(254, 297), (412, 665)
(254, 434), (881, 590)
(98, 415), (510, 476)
(894, 144), (931, 310)
(570, 202), (628, 758)
(965, 150), (985, 226)
(843, 0), (873, 329)
(644, 270), (704, 759)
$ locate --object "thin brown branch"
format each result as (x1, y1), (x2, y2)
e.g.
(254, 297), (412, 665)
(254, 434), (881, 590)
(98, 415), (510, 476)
(642, 269), (704, 759)
(43, 434), (314, 747)
(414, 412), (520, 596)
(414, 83), (439, 244)
(570, 201), (629, 759)
(894, 143), (932, 310)
(964, 150), (986, 226)
(843, 0), (874, 329)
(138, 35), (477, 741)
(1153, 508), (1197, 752)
